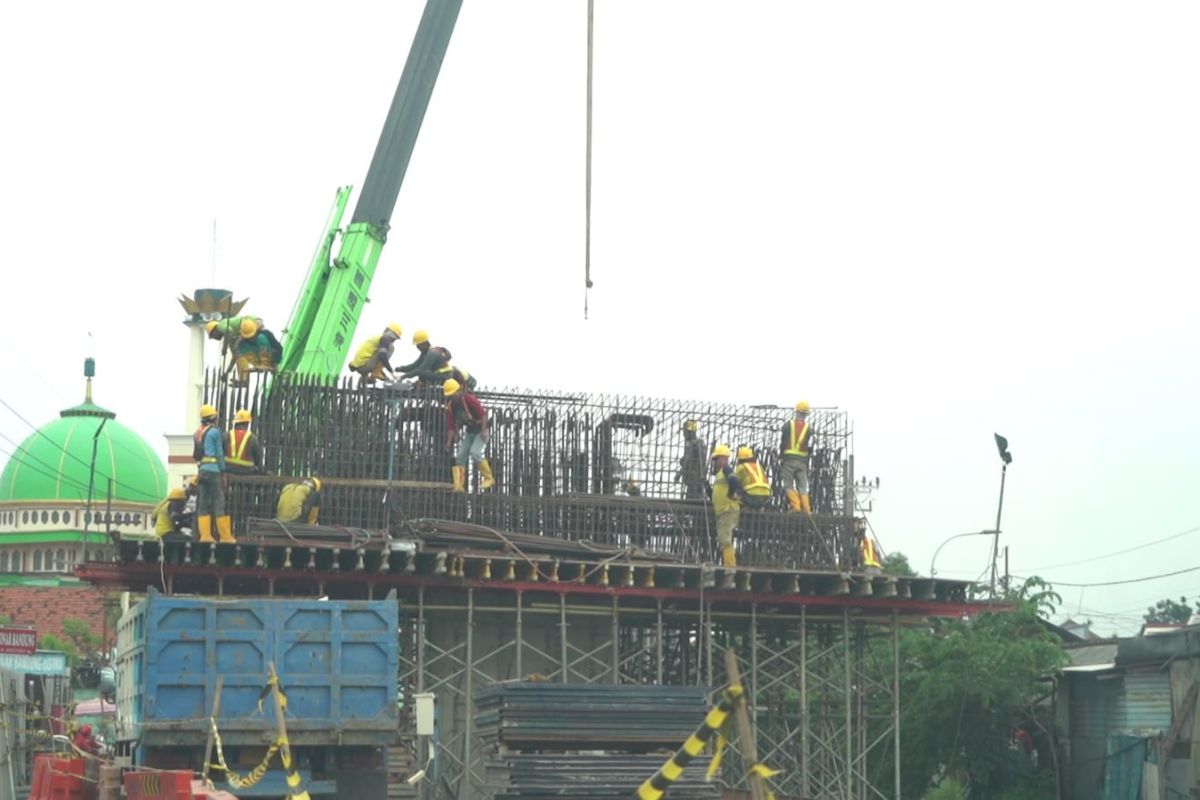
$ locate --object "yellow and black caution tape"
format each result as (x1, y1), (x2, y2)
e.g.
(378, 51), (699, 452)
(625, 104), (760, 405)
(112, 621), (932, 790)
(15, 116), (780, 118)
(257, 674), (288, 715)
(636, 685), (742, 800)
(280, 744), (312, 800)
(636, 684), (782, 800)
(206, 718), (280, 790)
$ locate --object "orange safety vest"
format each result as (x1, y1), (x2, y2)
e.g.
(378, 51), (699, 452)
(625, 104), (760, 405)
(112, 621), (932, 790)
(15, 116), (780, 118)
(227, 429), (255, 468)
(861, 535), (882, 569)
(193, 424), (218, 464)
(735, 461), (770, 497)
(784, 419), (810, 457)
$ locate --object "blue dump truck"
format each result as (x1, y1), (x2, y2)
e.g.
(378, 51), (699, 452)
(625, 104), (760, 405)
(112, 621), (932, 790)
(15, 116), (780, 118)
(115, 590), (398, 798)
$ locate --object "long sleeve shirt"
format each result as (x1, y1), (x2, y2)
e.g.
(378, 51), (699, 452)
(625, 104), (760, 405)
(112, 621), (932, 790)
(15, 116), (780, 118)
(398, 347), (451, 380)
(446, 393), (487, 434)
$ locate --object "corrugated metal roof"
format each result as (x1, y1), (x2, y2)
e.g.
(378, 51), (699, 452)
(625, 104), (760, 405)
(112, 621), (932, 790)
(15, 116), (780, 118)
(1066, 643), (1119, 668)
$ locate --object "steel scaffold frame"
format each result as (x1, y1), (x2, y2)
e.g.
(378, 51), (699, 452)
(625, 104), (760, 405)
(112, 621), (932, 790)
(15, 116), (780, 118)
(396, 587), (904, 800)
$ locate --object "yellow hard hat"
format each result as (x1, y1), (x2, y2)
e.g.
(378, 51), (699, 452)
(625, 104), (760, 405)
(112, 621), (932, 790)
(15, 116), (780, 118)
(309, 477), (322, 492)
(233, 409), (252, 424)
(711, 443), (732, 459)
(239, 318), (259, 339)
(200, 404), (218, 419)
(205, 321), (219, 334)
(443, 378), (462, 397)
(795, 400), (810, 413)
(412, 329), (429, 345)
(168, 487), (186, 500)
(736, 446), (754, 461)
(682, 420), (698, 433)
(386, 323), (403, 338)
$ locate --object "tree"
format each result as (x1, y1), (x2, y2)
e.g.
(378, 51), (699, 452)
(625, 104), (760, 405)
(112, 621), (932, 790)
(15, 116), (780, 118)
(883, 551), (919, 577)
(38, 617), (103, 667)
(895, 577), (1067, 799)
(1144, 596), (1194, 624)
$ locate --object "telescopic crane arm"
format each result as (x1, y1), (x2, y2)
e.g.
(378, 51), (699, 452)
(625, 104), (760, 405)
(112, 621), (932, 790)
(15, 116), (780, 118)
(280, 0), (464, 379)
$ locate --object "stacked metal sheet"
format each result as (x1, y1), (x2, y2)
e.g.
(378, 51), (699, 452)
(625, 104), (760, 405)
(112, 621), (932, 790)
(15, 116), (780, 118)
(476, 683), (719, 800)
(484, 753), (720, 800)
(474, 683), (709, 751)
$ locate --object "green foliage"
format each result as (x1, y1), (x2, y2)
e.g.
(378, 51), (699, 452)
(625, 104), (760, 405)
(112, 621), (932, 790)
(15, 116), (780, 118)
(921, 778), (965, 800)
(1144, 596), (1194, 624)
(0, 614), (10, 625)
(883, 551), (919, 577)
(897, 577), (1066, 798)
(37, 617), (103, 667)
(996, 773), (1056, 800)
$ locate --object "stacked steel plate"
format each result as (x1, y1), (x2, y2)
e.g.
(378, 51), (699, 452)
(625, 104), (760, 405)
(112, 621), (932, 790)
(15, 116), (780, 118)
(477, 682), (720, 800)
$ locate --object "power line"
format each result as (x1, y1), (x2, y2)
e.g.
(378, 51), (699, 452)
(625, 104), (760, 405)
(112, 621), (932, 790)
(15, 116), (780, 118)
(0, 443), (90, 501)
(1013, 565), (1200, 588)
(0, 394), (162, 502)
(1021, 524), (1200, 571)
(0, 434), (95, 499)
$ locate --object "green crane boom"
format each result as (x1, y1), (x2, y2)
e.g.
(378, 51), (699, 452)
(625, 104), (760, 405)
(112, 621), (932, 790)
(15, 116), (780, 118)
(279, 0), (463, 380)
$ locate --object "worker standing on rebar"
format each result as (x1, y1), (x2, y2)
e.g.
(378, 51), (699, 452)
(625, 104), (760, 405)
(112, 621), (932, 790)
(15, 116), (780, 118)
(443, 378), (494, 492)
(276, 477), (323, 524)
(676, 420), (707, 499)
(193, 404), (234, 543)
(224, 409), (264, 475)
(206, 317), (281, 386)
(709, 444), (742, 567)
(734, 446), (771, 509)
(779, 400), (813, 514)
(349, 323), (403, 385)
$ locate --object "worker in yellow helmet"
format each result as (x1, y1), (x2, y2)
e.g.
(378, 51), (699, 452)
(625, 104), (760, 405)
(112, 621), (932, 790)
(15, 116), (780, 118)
(224, 409), (264, 475)
(153, 485), (194, 540)
(276, 477), (323, 525)
(349, 323), (403, 386)
(779, 401), (813, 514)
(443, 379), (494, 492)
(709, 444), (742, 567)
(676, 420), (707, 500)
(398, 330), (477, 390)
(192, 404), (234, 543)
(856, 519), (883, 573)
(205, 316), (281, 386)
(734, 446), (771, 509)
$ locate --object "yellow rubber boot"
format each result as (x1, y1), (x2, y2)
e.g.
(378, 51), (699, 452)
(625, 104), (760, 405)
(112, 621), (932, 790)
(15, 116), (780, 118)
(233, 356), (251, 385)
(197, 516), (215, 543)
(306, 507), (320, 525)
(452, 466), (466, 493)
(800, 494), (812, 515)
(786, 490), (802, 512)
(721, 544), (737, 567)
(216, 515), (236, 543)
(478, 459), (495, 490)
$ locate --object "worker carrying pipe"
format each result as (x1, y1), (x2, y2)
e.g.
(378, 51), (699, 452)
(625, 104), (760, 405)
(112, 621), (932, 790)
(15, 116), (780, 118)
(443, 378), (494, 492)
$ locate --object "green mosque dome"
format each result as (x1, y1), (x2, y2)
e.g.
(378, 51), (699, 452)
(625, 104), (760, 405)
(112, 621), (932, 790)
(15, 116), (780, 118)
(0, 382), (166, 505)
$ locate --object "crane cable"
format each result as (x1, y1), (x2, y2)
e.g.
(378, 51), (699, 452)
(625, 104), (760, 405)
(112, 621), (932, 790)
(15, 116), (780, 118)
(584, 0), (595, 319)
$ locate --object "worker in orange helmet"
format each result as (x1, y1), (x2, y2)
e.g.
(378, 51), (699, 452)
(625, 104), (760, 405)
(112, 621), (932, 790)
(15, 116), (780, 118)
(443, 379), (494, 492)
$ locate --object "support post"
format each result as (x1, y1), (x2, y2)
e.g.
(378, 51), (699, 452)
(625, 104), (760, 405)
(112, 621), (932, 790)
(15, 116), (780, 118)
(800, 607), (809, 799)
(844, 609), (852, 800)
(893, 611), (901, 799)
(724, 648), (766, 800)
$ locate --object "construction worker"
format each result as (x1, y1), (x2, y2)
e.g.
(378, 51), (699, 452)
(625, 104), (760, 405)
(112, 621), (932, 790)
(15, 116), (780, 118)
(858, 520), (883, 573)
(224, 409), (264, 475)
(676, 420), (707, 499)
(206, 317), (281, 385)
(193, 404), (234, 543)
(710, 443), (742, 567)
(443, 378), (494, 492)
(734, 446), (771, 509)
(397, 330), (453, 384)
(276, 477), (322, 525)
(153, 486), (193, 539)
(779, 400), (813, 514)
(349, 323), (403, 385)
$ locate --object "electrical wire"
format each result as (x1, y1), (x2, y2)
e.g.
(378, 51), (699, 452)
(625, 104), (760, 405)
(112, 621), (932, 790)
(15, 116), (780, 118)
(1012, 564), (1200, 588)
(1021, 524), (1200, 571)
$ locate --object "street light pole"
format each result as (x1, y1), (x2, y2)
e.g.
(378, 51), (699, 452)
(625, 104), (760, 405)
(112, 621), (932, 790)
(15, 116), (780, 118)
(991, 433), (1013, 598)
(930, 530), (998, 578)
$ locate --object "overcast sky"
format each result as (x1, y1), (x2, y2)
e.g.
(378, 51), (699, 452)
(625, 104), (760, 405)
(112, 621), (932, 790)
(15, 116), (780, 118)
(2, 1), (1197, 634)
